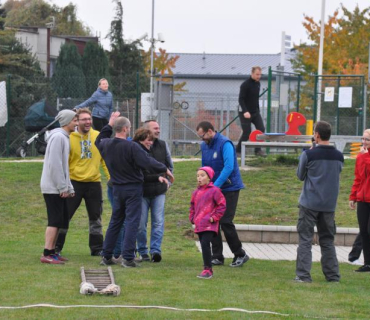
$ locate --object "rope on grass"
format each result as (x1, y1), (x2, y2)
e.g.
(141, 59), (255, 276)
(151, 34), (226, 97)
(0, 304), (330, 318)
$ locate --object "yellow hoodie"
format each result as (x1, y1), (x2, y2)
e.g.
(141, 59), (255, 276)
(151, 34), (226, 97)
(69, 128), (110, 182)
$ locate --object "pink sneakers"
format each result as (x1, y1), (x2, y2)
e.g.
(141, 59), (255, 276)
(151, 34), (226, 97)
(197, 268), (213, 279)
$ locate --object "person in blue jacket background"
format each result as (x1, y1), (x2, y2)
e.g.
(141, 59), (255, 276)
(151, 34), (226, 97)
(75, 78), (113, 131)
(196, 121), (250, 268)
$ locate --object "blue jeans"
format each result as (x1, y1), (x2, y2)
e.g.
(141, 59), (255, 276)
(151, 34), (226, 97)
(137, 194), (166, 255)
(108, 185), (125, 258)
(103, 184), (143, 261)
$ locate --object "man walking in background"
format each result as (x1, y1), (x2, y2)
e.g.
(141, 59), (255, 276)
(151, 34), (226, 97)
(236, 66), (265, 156)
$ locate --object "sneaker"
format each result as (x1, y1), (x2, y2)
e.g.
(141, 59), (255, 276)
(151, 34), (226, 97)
(197, 269), (213, 279)
(122, 259), (140, 268)
(229, 253), (250, 267)
(40, 255), (65, 265)
(151, 252), (162, 263)
(112, 255), (122, 264)
(255, 150), (266, 157)
(91, 250), (103, 256)
(141, 254), (151, 262)
(53, 253), (68, 262)
(293, 276), (312, 283)
(350, 259), (363, 266)
(354, 265), (370, 272)
(211, 259), (224, 266)
(100, 257), (117, 266)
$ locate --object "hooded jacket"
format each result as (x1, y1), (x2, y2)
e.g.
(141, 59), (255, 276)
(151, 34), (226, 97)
(350, 149), (370, 202)
(189, 182), (226, 234)
(69, 128), (109, 182)
(75, 88), (113, 120)
(40, 128), (74, 194)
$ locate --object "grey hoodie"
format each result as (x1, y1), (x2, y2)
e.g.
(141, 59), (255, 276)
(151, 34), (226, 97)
(40, 128), (74, 194)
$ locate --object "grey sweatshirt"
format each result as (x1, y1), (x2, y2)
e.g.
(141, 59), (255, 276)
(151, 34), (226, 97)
(40, 128), (74, 194)
(297, 145), (344, 212)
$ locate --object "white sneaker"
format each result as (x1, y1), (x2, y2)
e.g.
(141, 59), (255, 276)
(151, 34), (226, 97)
(350, 259), (363, 266)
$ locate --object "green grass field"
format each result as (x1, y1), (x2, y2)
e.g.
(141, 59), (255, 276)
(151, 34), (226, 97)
(0, 157), (369, 319)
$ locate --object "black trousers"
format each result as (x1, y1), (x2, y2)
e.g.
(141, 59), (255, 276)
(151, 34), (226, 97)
(348, 233), (362, 262)
(211, 190), (244, 260)
(55, 180), (103, 254)
(198, 231), (216, 268)
(236, 111), (265, 153)
(93, 117), (108, 132)
(357, 202), (370, 265)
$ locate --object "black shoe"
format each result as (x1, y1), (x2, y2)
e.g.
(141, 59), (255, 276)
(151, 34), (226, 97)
(122, 258), (140, 268)
(141, 254), (150, 262)
(211, 259), (224, 266)
(354, 265), (370, 272)
(293, 276), (312, 283)
(100, 257), (116, 266)
(151, 252), (162, 263)
(91, 250), (103, 256)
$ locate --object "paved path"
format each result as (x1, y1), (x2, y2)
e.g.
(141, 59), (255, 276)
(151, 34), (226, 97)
(195, 242), (363, 264)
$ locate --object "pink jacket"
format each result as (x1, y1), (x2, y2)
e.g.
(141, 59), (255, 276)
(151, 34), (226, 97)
(189, 182), (226, 234)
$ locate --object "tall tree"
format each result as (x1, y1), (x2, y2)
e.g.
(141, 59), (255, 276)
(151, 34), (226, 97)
(107, 0), (147, 98)
(82, 41), (109, 95)
(3, 0), (91, 36)
(52, 42), (86, 98)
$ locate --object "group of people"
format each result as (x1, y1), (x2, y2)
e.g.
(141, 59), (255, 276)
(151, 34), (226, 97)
(39, 75), (370, 281)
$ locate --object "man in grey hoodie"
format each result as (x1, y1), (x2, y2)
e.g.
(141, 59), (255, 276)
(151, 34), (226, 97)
(40, 109), (77, 264)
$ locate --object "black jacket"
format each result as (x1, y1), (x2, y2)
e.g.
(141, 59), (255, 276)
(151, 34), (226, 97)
(137, 142), (168, 197)
(95, 125), (167, 185)
(238, 76), (260, 115)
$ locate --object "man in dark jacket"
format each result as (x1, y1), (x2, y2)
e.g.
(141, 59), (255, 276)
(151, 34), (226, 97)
(236, 66), (265, 155)
(95, 112), (173, 267)
(196, 121), (249, 267)
(295, 121), (343, 283)
(136, 120), (174, 263)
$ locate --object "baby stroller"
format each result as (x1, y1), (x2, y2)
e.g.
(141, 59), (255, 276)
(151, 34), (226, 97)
(16, 100), (59, 158)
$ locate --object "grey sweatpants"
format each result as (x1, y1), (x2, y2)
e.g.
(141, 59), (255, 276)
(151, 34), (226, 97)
(296, 205), (340, 282)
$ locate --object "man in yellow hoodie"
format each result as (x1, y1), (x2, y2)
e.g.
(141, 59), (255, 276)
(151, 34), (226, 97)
(55, 108), (110, 256)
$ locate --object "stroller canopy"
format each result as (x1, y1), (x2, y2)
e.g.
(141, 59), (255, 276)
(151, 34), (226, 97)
(24, 100), (59, 132)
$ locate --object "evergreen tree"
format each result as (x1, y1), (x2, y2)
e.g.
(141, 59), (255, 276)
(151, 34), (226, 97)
(107, 0), (147, 99)
(52, 43), (86, 98)
(82, 41), (109, 95)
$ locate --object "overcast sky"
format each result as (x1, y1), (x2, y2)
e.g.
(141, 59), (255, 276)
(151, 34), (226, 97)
(49, 0), (370, 54)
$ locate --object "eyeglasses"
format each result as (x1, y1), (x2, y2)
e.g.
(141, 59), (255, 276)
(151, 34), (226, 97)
(361, 137), (370, 142)
(79, 118), (92, 122)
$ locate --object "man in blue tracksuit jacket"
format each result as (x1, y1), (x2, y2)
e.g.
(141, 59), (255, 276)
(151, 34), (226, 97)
(196, 121), (249, 267)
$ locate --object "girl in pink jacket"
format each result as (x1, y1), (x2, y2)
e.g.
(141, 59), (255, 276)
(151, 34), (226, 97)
(189, 166), (226, 279)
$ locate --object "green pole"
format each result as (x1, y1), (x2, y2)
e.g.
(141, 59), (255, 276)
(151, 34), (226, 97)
(267, 66), (272, 133)
(135, 71), (139, 130)
(336, 76), (340, 135)
(313, 74), (318, 122)
(6, 74), (11, 157)
(296, 74), (301, 112)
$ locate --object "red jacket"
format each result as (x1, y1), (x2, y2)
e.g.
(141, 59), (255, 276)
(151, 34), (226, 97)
(189, 182), (226, 234)
(350, 150), (370, 202)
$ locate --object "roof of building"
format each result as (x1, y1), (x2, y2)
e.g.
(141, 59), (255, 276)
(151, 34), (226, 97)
(167, 51), (296, 76)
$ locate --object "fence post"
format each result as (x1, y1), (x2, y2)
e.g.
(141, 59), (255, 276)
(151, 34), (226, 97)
(6, 74), (11, 157)
(135, 71), (140, 130)
(296, 74), (301, 112)
(313, 74), (318, 122)
(267, 66), (272, 133)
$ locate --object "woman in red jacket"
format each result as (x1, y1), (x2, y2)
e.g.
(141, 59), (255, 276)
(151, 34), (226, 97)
(189, 166), (226, 279)
(349, 129), (370, 272)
